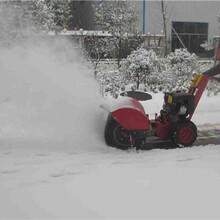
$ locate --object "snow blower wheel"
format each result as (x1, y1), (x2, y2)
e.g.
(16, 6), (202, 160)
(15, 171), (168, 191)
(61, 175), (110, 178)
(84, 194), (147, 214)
(171, 121), (197, 147)
(104, 114), (131, 150)
(113, 124), (131, 148)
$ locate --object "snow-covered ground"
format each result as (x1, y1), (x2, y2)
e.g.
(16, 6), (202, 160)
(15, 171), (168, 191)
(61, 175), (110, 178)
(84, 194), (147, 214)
(1, 40), (220, 219)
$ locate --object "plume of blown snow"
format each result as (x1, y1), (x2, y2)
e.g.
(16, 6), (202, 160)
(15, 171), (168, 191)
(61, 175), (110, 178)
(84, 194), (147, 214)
(0, 3), (105, 152)
(0, 38), (105, 152)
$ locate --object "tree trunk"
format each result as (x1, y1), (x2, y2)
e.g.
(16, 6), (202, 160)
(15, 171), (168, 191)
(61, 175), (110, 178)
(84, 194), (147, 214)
(117, 38), (122, 68)
(161, 0), (168, 57)
(137, 74), (140, 89)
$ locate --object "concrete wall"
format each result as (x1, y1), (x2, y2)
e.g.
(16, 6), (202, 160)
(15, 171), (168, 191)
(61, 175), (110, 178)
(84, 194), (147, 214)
(136, 0), (220, 42)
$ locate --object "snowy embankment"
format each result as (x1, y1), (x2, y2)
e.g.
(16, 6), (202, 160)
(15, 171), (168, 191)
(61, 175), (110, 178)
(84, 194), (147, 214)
(1, 40), (220, 219)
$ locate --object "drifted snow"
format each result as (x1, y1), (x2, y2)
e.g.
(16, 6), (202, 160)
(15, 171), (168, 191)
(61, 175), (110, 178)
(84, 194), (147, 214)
(1, 40), (220, 219)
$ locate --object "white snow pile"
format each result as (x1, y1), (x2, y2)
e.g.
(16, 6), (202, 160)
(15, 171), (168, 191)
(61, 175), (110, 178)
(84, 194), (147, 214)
(0, 39), (105, 152)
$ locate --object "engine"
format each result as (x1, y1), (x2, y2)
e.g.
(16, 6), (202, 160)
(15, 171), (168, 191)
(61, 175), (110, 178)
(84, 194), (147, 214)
(160, 92), (195, 122)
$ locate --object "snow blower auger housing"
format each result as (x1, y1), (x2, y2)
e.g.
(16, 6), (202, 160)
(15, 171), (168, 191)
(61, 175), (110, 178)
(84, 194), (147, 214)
(104, 63), (220, 150)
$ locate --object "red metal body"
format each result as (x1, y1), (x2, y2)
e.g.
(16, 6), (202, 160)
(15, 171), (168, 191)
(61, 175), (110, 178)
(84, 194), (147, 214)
(188, 63), (220, 119)
(153, 117), (173, 140)
(153, 63), (220, 140)
(112, 98), (150, 131)
(179, 126), (194, 143)
(188, 74), (209, 119)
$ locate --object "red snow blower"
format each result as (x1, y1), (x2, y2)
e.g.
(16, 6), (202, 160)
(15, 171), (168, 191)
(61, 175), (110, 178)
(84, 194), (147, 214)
(104, 63), (220, 150)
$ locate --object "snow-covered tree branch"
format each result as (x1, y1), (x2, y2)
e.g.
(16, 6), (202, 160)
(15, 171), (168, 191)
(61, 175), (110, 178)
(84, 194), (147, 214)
(28, 0), (72, 34)
(93, 0), (141, 68)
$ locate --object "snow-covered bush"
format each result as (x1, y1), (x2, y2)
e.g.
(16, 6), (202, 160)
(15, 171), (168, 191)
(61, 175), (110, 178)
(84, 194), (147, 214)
(207, 80), (220, 96)
(205, 59), (220, 96)
(95, 48), (217, 98)
(0, 0), (72, 48)
(28, 0), (72, 33)
(163, 48), (199, 92)
(28, 0), (55, 32)
(168, 48), (198, 76)
(120, 48), (199, 93)
(124, 47), (159, 89)
(96, 62), (128, 98)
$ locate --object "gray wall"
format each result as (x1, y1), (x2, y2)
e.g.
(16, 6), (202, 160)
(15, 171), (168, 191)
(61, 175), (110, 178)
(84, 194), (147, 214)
(136, 1), (220, 42)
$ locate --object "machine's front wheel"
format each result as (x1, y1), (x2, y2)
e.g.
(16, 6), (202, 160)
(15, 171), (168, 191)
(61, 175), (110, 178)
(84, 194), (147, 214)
(104, 114), (131, 150)
(171, 121), (197, 147)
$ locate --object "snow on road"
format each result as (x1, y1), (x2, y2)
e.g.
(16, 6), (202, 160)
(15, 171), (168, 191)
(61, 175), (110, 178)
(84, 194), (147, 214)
(1, 40), (220, 219)
(1, 144), (220, 219)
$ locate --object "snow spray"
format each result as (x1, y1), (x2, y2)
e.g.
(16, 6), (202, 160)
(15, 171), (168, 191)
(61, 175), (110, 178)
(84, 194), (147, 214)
(0, 5), (104, 151)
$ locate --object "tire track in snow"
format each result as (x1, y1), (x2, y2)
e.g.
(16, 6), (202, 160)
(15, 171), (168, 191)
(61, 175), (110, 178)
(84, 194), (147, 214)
(195, 128), (220, 146)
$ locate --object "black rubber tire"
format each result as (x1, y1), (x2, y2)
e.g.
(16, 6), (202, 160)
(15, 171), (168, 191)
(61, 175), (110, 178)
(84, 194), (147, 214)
(104, 114), (131, 150)
(171, 121), (197, 147)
